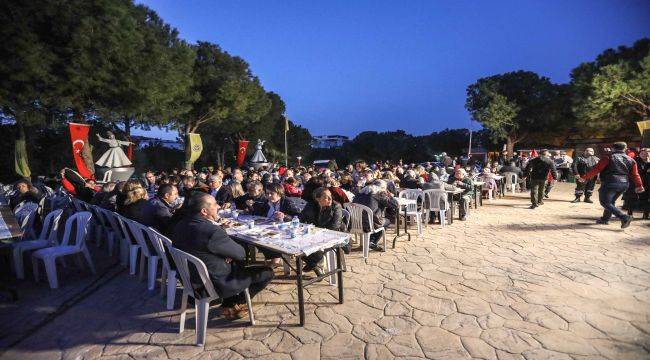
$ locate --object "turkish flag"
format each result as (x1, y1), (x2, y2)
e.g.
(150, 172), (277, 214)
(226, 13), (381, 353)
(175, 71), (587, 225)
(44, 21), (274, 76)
(236, 140), (249, 167)
(69, 123), (95, 179)
(531, 149), (539, 158)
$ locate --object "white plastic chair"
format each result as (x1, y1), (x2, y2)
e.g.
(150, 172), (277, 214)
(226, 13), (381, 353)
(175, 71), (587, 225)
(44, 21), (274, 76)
(102, 210), (132, 267)
(124, 219), (159, 290)
(157, 231), (180, 310)
(89, 206), (115, 256)
(398, 189), (424, 235)
(170, 247), (255, 347)
(504, 172), (519, 195)
(423, 189), (449, 228)
(32, 211), (95, 289)
(12, 209), (63, 279)
(344, 203), (385, 259)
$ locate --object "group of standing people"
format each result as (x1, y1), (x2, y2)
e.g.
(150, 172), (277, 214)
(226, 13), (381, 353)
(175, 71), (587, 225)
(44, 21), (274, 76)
(522, 142), (647, 228)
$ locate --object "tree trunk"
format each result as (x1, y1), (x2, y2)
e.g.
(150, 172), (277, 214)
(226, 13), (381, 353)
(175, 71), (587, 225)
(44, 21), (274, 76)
(184, 127), (193, 170)
(73, 108), (85, 123)
(14, 120), (31, 178)
(506, 134), (517, 158)
(123, 116), (131, 136)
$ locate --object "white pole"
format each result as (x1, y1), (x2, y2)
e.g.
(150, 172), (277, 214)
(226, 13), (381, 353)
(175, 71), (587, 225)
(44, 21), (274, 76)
(468, 128), (472, 155)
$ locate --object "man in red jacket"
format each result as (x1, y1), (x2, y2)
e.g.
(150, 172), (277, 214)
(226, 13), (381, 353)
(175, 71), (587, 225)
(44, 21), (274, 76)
(579, 142), (644, 228)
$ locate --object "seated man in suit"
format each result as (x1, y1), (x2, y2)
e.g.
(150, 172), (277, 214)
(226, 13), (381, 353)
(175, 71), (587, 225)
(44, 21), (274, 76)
(172, 192), (274, 320)
(141, 184), (179, 236)
(207, 175), (232, 207)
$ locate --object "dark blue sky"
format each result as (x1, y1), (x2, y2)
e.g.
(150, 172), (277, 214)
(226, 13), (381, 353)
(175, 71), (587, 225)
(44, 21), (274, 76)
(136, 0), (649, 139)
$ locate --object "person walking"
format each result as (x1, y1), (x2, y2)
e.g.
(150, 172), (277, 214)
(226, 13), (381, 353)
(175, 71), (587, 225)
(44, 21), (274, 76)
(579, 142), (644, 228)
(523, 149), (558, 209)
(571, 148), (599, 203)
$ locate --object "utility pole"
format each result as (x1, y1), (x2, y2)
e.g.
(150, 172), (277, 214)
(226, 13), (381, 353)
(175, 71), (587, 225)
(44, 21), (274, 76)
(468, 128), (473, 155)
(284, 116), (289, 167)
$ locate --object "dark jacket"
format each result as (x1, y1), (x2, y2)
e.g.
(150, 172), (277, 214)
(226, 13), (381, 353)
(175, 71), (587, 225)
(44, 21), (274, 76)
(353, 192), (398, 231)
(572, 155), (599, 175)
(447, 177), (474, 196)
(524, 156), (558, 181)
(401, 178), (421, 189)
(498, 165), (523, 179)
(141, 197), (176, 236)
(252, 196), (301, 221)
(210, 186), (232, 206)
(299, 201), (345, 232)
(234, 193), (267, 213)
(121, 198), (148, 223)
(9, 190), (42, 210)
(171, 215), (247, 299)
(601, 152), (636, 184)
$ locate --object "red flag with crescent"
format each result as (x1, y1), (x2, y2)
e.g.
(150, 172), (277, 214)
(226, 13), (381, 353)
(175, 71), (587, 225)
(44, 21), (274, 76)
(69, 123), (95, 179)
(236, 140), (249, 167)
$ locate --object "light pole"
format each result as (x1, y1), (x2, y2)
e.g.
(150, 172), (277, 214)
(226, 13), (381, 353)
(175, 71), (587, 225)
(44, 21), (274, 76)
(296, 156), (302, 167)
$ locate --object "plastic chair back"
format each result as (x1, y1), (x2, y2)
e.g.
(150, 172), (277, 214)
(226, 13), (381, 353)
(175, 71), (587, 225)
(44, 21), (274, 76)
(343, 202), (375, 234)
(144, 226), (173, 272)
(124, 219), (153, 257)
(41, 209), (64, 243)
(169, 247), (218, 301)
(423, 189), (449, 212)
(504, 172), (518, 188)
(398, 189), (423, 213)
(60, 211), (92, 249)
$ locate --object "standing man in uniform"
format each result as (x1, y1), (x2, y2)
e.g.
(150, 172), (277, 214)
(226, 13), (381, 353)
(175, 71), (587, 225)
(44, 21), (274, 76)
(571, 148), (599, 203)
(579, 142), (644, 228)
(523, 149), (558, 209)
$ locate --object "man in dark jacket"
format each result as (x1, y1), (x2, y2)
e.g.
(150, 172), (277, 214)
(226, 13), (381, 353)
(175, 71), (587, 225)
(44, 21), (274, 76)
(207, 175), (232, 206)
(579, 142), (644, 228)
(524, 149), (558, 209)
(172, 192), (274, 320)
(447, 168), (474, 221)
(571, 148), (599, 203)
(235, 180), (267, 213)
(141, 184), (178, 236)
(353, 182), (398, 250)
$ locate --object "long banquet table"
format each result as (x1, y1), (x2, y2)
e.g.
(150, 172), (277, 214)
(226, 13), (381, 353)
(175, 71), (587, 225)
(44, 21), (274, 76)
(222, 214), (349, 326)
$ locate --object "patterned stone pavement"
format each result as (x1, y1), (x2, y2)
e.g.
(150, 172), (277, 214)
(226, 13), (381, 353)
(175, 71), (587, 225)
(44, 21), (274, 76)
(1, 183), (649, 359)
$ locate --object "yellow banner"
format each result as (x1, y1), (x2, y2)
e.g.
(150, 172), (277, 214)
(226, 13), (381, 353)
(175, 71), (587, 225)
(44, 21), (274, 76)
(188, 133), (203, 164)
(15, 139), (31, 178)
(637, 120), (650, 135)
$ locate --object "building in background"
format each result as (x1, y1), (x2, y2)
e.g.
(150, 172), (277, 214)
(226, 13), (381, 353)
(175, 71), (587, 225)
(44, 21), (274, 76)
(311, 135), (350, 149)
(131, 135), (183, 150)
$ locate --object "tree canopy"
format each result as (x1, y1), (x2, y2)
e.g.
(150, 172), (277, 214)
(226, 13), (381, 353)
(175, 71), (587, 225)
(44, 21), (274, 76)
(570, 38), (650, 132)
(465, 71), (570, 155)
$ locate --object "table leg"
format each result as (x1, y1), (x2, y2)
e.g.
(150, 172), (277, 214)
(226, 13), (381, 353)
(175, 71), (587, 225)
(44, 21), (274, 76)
(449, 194), (455, 224)
(296, 256), (305, 326)
(336, 247), (344, 304)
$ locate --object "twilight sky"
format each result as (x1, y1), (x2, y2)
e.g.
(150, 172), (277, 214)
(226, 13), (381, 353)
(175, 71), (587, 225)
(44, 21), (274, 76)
(135, 0), (650, 140)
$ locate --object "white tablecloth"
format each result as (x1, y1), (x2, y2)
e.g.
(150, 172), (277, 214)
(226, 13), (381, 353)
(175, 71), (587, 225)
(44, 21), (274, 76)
(225, 215), (349, 256)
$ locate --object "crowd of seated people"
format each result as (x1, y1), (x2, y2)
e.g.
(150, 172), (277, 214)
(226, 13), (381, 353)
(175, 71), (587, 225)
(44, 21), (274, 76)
(2, 154), (556, 322)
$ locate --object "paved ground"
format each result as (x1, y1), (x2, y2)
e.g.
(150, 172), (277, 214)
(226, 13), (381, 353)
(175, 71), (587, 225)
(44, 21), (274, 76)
(1, 182), (649, 360)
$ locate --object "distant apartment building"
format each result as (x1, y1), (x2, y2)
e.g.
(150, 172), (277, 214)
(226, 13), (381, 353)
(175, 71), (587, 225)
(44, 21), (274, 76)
(131, 135), (183, 150)
(311, 135), (350, 149)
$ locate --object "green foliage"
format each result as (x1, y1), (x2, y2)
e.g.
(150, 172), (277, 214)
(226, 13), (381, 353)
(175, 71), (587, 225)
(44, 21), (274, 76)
(465, 71), (570, 154)
(571, 39), (650, 132)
